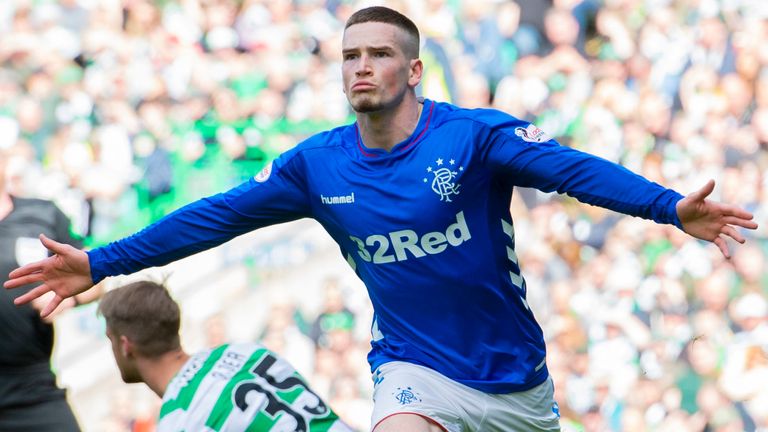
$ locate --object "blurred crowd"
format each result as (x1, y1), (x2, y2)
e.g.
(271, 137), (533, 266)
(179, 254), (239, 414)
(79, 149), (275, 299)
(1, 0), (767, 431)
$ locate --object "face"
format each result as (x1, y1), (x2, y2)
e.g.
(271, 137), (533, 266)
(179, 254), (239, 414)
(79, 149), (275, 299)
(342, 21), (421, 113)
(106, 328), (142, 383)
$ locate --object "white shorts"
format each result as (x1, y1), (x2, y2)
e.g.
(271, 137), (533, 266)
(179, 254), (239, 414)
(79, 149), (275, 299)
(371, 361), (561, 432)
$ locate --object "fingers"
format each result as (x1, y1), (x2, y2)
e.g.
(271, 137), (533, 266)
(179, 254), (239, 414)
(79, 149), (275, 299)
(40, 297), (76, 324)
(723, 216), (759, 230)
(4, 270), (45, 289)
(6, 261), (44, 280)
(721, 225), (745, 244)
(691, 179), (716, 202)
(716, 212), (758, 231)
(721, 206), (756, 221)
(40, 294), (64, 319)
(14, 284), (52, 305)
(39, 233), (70, 255)
(713, 236), (731, 259)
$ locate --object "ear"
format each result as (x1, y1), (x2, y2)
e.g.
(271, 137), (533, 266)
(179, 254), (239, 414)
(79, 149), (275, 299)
(120, 335), (133, 358)
(408, 58), (423, 88)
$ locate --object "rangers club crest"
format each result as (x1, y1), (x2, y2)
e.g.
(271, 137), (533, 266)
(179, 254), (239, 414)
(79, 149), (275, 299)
(423, 157), (462, 202)
(393, 386), (422, 405)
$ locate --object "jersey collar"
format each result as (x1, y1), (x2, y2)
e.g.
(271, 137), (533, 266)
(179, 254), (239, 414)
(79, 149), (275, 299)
(355, 98), (435, 158)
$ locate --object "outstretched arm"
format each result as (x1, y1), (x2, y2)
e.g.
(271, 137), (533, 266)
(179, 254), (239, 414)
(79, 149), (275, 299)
(476, 115), (759, 256)
(5, 160), (311, 318)
(676, 180), (759, 258)
(4, 233), (93, 318)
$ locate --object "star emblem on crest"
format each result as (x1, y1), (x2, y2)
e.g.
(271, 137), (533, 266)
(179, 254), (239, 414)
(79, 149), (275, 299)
(423, 156), (462, 202)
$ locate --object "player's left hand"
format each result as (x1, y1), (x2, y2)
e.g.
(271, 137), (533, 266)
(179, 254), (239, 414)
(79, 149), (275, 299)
(676, 180), (759, 258)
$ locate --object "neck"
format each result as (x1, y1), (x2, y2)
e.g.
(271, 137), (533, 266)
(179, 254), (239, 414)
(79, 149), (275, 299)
(137, 349), (190, 398)
(356, 94), (423, 152)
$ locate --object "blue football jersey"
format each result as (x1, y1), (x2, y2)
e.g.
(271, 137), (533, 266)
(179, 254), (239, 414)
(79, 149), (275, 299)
(88, 99), (683, 393)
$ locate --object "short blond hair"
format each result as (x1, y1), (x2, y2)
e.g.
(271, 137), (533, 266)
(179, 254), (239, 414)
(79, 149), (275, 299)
(98, 281), (181, 357)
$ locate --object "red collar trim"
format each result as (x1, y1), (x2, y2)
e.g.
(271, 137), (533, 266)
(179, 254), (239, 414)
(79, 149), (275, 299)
(355, 101), (434, 158)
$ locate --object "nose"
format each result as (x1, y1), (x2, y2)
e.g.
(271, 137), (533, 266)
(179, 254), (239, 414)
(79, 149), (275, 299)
(355, 54), (372, 77)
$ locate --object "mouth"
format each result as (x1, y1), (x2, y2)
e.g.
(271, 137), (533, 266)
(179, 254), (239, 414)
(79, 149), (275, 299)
(351, 82), (375, 91)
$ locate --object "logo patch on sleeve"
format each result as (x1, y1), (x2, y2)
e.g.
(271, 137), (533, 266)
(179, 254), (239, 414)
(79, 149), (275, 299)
(254, 162), (272, 183)
(514, 124), (550, 143)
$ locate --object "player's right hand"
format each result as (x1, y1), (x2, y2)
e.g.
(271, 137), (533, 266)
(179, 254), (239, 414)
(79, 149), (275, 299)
(4, 233), (93, 318)
(32, 292), (78, 324)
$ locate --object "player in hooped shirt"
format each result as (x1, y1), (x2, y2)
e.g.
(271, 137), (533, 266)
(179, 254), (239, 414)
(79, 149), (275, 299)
(6, 6), (758, 432)
(99, 281), (352, 432)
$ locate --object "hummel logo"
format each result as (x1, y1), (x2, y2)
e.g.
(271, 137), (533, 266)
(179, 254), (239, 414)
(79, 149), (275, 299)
(321, 193), (355, 205)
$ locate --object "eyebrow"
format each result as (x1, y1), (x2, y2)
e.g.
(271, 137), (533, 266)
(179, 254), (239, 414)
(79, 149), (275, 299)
(342, 45), (396, 54)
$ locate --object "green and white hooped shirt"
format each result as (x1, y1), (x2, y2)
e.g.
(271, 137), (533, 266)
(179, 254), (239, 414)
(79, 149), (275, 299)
(158, 343), (352, 432)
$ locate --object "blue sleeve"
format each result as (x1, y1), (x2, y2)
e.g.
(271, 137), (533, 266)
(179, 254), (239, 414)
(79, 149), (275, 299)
(472, 110), (684, 227)
(88, 149), (311, 283)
